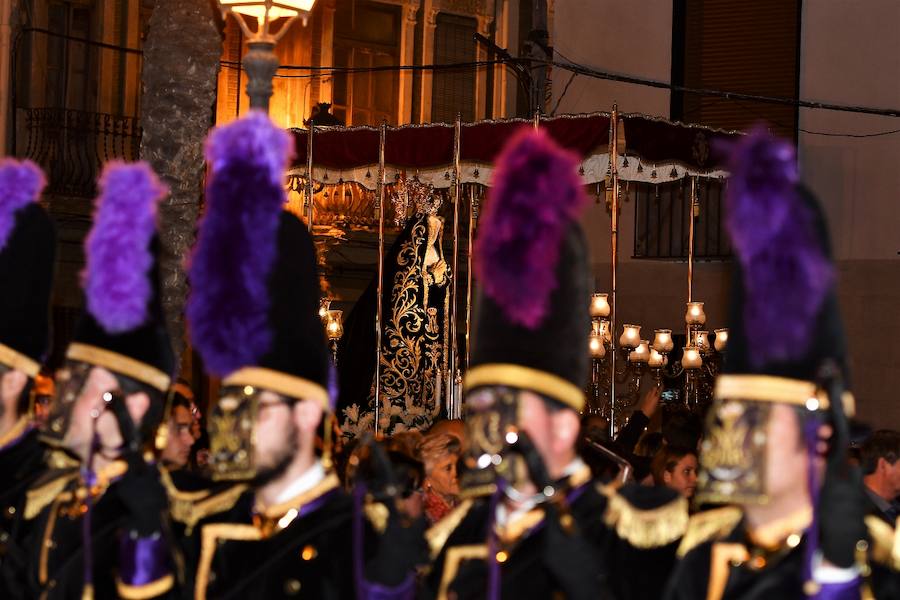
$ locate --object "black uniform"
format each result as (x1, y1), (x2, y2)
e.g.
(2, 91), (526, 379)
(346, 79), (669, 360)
(666, 507), (900, 600)
(9, 162), (177, 599)
(0, 426), (47, 589)
(184, 113), (424, 600)
(424, 465), (686, 600)
(0, 162), (56, 595)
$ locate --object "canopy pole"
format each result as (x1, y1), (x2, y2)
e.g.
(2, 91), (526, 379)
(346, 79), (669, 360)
(464, 186), (478, 371)
(374, 122), (386, 438)
(686, 176), (697, 339)
(608, 104), (619, 439)
(447, 114), (462, 419)
(306, 123), (314, 230)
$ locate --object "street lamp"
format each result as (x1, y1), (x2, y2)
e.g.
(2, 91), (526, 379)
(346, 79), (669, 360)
(215, 0), (317, 111)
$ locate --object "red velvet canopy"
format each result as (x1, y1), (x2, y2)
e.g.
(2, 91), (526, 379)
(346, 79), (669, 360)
(290, 113), (740, 176)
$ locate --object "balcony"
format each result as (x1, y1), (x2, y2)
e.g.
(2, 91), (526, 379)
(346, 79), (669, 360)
(19, 108), (142, 198)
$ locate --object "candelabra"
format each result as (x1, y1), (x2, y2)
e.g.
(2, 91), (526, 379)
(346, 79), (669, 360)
(587, 294), (728, 426)
(324, 309), (343, 365)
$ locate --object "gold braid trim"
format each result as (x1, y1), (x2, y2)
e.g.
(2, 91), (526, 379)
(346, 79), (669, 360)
(25, 471), (79, 520)
(426, 499), (474, 559)
(600, 485), (690, 549)
(437, 544), (488, 600)
(865, 515), (900, 570)
(116, 574), (175, 599)
(465, 364), (585, 411)
(196, 523), (262, 600)
(0, 342), (40, 377)
(67, 343), (170, 391)
(677, 506), (744, 558)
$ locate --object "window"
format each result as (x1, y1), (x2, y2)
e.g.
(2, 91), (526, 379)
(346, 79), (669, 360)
(431, 13), (477, 123)
(633, 178), (731, 260)
(332, 1), (400, 125)
(670, 0), (801, 140)
(46, 1), (94, 111)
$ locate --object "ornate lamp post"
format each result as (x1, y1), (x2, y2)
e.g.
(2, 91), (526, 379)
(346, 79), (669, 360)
(215, 0), (317, 112)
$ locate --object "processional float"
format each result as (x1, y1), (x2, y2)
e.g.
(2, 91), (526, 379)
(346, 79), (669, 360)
(287, 107), (741, 438)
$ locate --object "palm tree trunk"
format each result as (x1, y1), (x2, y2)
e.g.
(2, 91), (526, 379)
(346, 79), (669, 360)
(140, 0), (221, 366)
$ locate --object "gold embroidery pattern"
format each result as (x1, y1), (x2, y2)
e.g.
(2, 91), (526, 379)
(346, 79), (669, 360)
(342, 214), (450, 436)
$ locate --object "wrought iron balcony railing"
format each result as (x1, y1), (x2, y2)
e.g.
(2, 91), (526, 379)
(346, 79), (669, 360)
(20, 108), (142, 198)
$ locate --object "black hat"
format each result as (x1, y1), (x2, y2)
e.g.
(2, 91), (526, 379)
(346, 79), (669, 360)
(465, 128), (590, 411)
(187, 111), (330, 408)
(714, 127), (850, 410)
(697, 127), (851, 505)
(65, 162), (174, 393)
(0, 159), (55, 377)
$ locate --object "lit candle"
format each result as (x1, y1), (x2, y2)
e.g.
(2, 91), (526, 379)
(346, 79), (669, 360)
(597, 319), (612, 343)
(714, 328), (729, 352)
(685, 301), (707, 326)
(589, 332), (606, 358)
(325, 310), (344, 340)
(694, 330), (711, 354)
(590, 293), (611, 319)
(682, 346), (703, 369)
(652, 329), (674, 353)
(629, 340), (651, 363)
(619, 324), (641, 349)
(648, 348), (666, 367)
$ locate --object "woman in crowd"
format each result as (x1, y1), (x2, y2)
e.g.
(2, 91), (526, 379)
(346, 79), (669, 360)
(651, 445), (699, 500)
(419, 432), (461, 524)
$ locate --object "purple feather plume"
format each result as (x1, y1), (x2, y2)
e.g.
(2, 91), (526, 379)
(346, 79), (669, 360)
(475, 128), (588, 329)
(0, 159), (46, 251)
(723, 125), (833, 367)
(83, 161), (166, 333)
(187, 112), (294, 377)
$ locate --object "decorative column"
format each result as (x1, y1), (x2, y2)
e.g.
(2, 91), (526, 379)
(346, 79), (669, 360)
(398, 0), (420, 123)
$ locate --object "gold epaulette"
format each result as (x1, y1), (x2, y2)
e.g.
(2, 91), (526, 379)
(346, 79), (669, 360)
(426, 499), (474, 559)
(865, 515), (900, 570)
(364, 501), (390, 534)
(600, 485), (690, 549)
(25, 471), (79, 520)
(162, 474), (248, 535)
(676, 506), (744, 558)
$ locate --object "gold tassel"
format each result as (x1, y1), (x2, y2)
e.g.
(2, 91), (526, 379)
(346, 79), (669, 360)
(601, 485), (690, 549)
